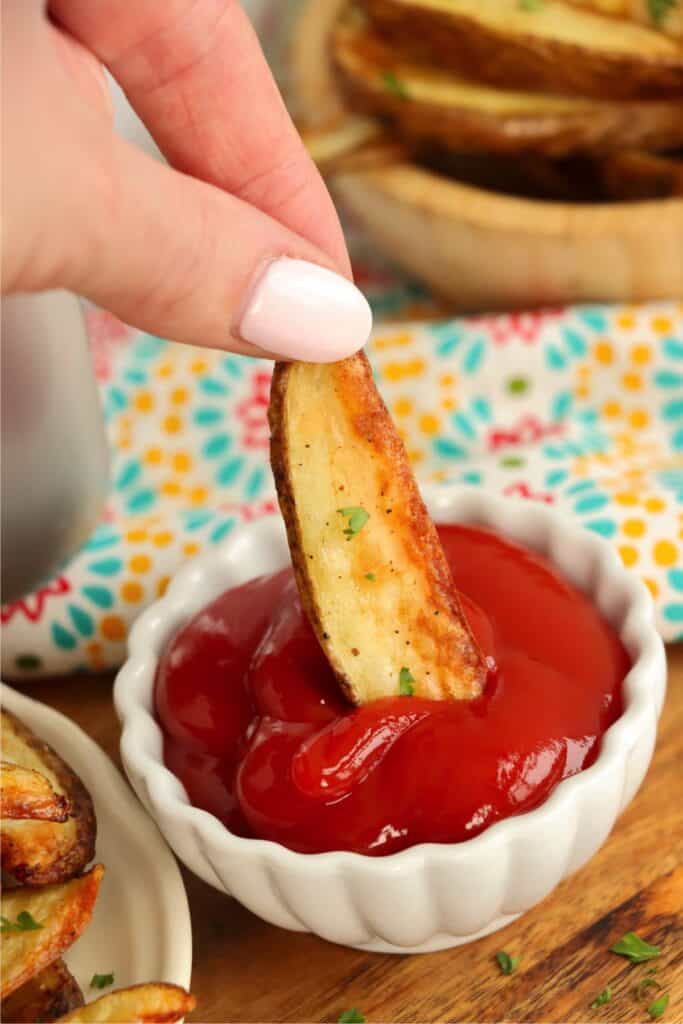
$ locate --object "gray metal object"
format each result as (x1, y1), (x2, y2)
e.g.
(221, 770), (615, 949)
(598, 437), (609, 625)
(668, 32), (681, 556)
(1, 291), (109, 602)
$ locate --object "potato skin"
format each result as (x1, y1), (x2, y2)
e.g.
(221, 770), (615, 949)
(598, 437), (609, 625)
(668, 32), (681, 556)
(56, 983), (196, 1023)
(333, 18), (683, 157)
(269, 354), (486, 704)
(363, 0), (683, 99)
(1, 762), (70, 822)
(1, 711), (96, 887)
(1, 959), (84, 1023)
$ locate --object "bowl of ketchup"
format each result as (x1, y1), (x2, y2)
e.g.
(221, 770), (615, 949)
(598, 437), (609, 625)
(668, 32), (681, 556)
(115, 487), (665, 953)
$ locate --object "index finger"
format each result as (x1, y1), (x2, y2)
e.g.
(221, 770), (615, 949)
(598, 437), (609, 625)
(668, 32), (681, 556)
(49, 0), (352, 275)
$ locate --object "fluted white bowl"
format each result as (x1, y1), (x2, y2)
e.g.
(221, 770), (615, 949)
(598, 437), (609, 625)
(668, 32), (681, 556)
(114, 487), (666, 953)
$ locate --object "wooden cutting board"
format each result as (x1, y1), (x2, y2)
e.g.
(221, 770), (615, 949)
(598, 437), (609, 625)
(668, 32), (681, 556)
(15, 644), (682, 1024)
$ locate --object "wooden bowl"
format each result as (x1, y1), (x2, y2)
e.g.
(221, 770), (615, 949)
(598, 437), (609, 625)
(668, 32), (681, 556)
(288, 0), (683, 311)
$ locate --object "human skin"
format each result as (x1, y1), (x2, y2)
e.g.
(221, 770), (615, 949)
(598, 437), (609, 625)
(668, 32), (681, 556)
(1, 1), (370, 361)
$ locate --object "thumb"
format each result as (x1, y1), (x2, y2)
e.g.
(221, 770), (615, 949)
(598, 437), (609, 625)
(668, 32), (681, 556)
(64, 136), (372, 362)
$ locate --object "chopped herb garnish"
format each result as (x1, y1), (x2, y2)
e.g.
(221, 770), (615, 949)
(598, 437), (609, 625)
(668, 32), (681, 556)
(610, 932), (660, 963)
(399, 666), (415, 696)
(337, 507), (369, 540)
(338, 1011), (365, 1023)
(496, 951), (520, 975)
(518, 0), (544, 9)
(590, 986), (612, 1009)
(648, 0), (676, 25)
(381, 70), (409, 99)
(637, 978), (663, 1000)
(0, 911), (43, 933)
(648, 994), (670, 1020)
(365, 573), (376, 581)
(90, 973), (115, 990)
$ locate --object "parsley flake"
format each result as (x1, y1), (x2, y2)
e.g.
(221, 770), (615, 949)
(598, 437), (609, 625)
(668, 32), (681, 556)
(496, 951), (520, 975)
(381, 70), (409, 99)
(518, 0), (544, 9)
(590, 986), (612, 1009)
(338, 1011), (365, 1023)
(337, 507), (369, 540)
(365, 573), (376, 581)
(610, 932), (660, 963)
(648, 0), (677, 24)
(399, 666), (415, 696)
(648, 994), (670, 1020)
(0, 911), (43, 933)
(90, 973), (114, 990)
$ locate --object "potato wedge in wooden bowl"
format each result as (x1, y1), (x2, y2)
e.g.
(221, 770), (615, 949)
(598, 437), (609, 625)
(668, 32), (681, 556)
(290, 0), (683, 307)
(564, 0), (682, 38)
(362, 0), (683, 99)
(334, 11), (683, 156)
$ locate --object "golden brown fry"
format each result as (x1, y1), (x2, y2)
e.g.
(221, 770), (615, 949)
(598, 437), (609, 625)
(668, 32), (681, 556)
(563, 0), (683, 38)
(55, 983), (196, 1023)
(333, 13), (683, 156)
(362, 0), (683, 99)
(1, 865), (104, 999)
(1, 710), (96, 886)
(1, 761), (70, 822)
(1, 958), (84, 1023)
(599, 148), (683, 198)
(269, 354), (486, 704)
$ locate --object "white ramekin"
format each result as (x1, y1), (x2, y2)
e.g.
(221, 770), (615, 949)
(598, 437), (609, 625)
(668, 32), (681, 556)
(114, 487), (666, 953)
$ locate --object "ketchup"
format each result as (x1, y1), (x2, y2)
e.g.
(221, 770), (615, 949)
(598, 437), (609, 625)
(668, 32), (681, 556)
(156, 525), (628, 855)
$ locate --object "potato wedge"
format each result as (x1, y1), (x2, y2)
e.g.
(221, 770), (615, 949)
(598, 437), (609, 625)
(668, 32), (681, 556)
(1, 710), (96, 886)
(1, 865), (103, 998)
(599, 148), (683, 198)
(334, 13), (683, 156)
(362, 0), (683, 99)
(564, 0), (682, 39)
(269, 354), (486, 704)
(1, 761), (70, 822)
(1, 958), (84, 1023)
(55, 983), (196, 1023)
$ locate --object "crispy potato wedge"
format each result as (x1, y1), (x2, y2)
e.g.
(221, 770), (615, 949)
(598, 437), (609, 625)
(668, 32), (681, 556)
(55, 983), (196, 1023)
(363, 0), (683, 98)
(334, 13), (683, 156)
(1, 761), (70, 822)
(1, 710), (96, 886)
(269, 354), (486, 704)
(1, 958), (84, 1023)
(1, 865), (103, 998)
(564, 0), (682, 39)
(599, 148), (683, 198)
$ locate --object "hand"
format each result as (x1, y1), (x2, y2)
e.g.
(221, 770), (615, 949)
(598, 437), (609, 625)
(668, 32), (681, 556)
(1, 0), (372, 361)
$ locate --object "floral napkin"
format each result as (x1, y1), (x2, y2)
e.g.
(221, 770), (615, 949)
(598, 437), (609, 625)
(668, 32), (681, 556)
(1, 289), (682, 678)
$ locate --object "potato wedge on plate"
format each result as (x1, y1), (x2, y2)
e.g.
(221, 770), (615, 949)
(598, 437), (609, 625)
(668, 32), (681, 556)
(1, 710), (96, 886)
(564, 0), (682, 38)
(334, 13), (683, 156)
(55, 983), (196, 1023)
(1, 958), (84, 1023)
(269, 354), (486, 704)
(362, 0), (683, 98)
(1, 865), (104, 998)
(1, 761), (70, 822)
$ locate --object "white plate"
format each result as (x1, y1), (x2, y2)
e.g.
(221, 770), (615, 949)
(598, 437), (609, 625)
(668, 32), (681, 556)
(1, 683), (192, 995)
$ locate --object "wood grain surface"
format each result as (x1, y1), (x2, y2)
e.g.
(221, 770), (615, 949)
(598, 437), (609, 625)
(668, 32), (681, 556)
(10, 645), (682, 1024)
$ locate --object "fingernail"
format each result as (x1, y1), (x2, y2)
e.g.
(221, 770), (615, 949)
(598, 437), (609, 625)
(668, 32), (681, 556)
(238, 257), (372, 362)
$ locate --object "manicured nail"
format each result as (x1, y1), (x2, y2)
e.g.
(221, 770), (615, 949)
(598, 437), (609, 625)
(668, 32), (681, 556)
(238, 257), (372, 361)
